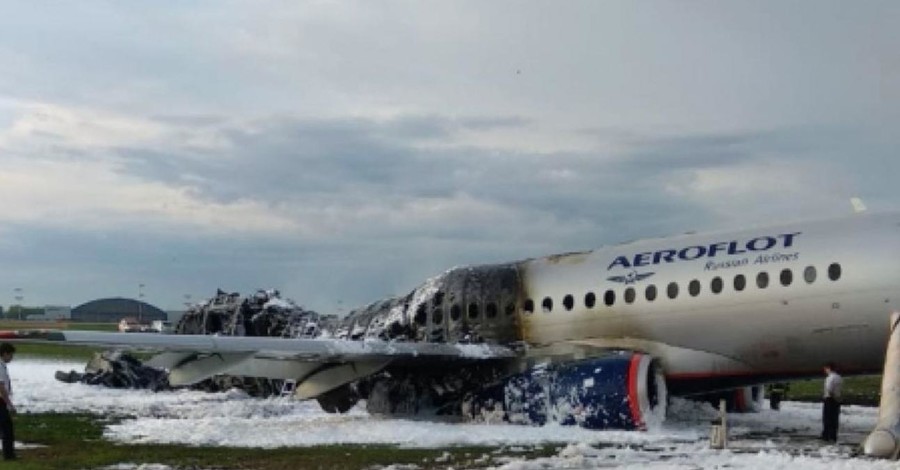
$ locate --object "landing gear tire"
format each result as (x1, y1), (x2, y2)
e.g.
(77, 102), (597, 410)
(317, 385), (359, 414)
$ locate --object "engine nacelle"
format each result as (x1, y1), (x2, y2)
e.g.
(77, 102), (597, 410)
(474, 352), (667, 430)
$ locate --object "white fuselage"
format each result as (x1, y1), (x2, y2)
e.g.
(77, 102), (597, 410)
(517, 212), (900, 386)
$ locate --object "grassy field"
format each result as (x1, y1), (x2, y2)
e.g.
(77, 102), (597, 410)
(0, 320), (112, 361)
(783, 375), (883, 406)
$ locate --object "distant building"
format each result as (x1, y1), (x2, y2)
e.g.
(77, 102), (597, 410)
(27, 306), (72, 321)
(71, 298), (167, 323)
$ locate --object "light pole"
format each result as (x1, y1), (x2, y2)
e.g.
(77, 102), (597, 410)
(13, 287), (23, 320)
(138, 283), (145, 322)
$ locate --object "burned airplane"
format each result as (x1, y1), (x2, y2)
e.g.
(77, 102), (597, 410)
(5, 210), (900, 435)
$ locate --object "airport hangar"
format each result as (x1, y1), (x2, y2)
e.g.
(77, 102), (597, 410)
(70, 298), (168, 323)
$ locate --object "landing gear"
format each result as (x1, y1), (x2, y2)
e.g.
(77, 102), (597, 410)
(316, 384), (360, 414)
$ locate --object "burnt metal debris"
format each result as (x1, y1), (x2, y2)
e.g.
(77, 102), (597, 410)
(58, 262), (529, 418)
(55, 288), (337, 397)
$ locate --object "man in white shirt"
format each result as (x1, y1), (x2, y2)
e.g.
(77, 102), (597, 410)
(0, 343), (15, 460)
(821, 362), (843, 443)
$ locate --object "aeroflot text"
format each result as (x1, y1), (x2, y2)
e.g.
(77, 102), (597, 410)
(606, 232), (802, 270)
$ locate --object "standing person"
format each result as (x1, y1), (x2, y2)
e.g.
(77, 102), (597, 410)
(0, 343), (15, 460)
(768, 382), (789, 410)
(821, 362), (843, 443)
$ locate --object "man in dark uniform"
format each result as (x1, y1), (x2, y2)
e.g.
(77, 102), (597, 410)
(0, 343), (16, 460)
(768, 382), (789, 410)
(821, 362), (843, 443)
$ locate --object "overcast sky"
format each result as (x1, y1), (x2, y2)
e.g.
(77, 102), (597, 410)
(0, 1), (897, 313)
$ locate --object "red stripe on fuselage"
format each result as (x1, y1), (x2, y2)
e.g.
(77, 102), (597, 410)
(627, 354), (644, 429)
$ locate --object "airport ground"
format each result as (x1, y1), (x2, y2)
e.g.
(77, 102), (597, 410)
(0, 320), (887, 469)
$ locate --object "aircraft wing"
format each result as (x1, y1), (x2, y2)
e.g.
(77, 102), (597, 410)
(0, 330), (517, 398)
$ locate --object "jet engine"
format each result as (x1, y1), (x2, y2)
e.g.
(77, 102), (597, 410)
(472, 352), (667, 430)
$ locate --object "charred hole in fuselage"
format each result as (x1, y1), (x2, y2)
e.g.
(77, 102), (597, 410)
(414, 304), (427, 326)
(433, 291), (444, 307)
(468, 302), (479, 320)
(432, 309), (444, 325)
(485, 302), (498, 319)
(450, 304), (461, 321)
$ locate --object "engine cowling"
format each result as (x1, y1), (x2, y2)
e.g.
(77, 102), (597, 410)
(474, 352), (667, 430)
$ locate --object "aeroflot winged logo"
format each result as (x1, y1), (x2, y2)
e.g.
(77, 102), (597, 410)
(606, 232), (802, 271)
(607, 271), (655, 284)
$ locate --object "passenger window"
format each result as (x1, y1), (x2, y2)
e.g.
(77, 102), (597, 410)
(523, 299), (534, 314)
(468, 302), (479, 320)
(645, 284), (657, 302)
(734, 274), (746, 291)
(828, 263), (842, 281)
(780, 269), (793, 286)
(563, 294), (574, 311)
(624, 287), (636, 304)
(486, 302), (498, 319)
(689, 279), (701, 297)
(542, 297), (553, 313)
(450, 304), (461, 321)
(757, 272), (769, 289)
(667, 282), (679, 299)
(804, 266), (817, 284)
(415, 304), (428, 326)
(432, 309), (444, 325)
(585, 292), (596, 308)
(604, 290), (616, 306)
(505, 303), (516, 316)
(711, 277), (723, 294)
